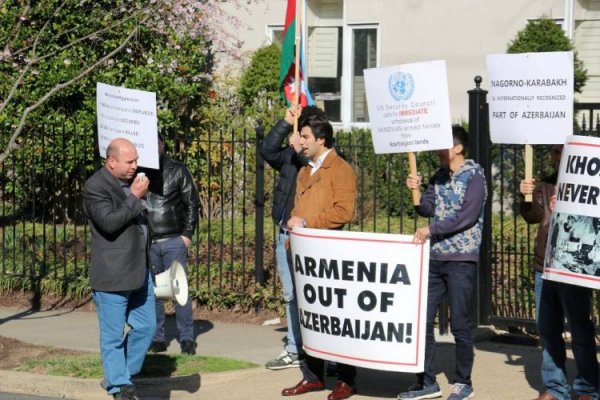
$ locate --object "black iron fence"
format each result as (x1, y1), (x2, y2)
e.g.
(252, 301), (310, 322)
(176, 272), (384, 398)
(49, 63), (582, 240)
(1, 79), (599, 330)
(0, 118), (435, 312)
(469, 83), (600, 331)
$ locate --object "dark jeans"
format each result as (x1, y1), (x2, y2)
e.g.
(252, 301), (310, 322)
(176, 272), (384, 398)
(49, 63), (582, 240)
(150, 236), (194, 343)
(302, 355), (356, 386)
(538, 279), (599, 399)
(418, 260), (476, 387)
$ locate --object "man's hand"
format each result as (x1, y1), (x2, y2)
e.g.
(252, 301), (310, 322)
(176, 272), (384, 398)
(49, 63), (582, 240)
(181, 236), (191, 247)
(413, 226), (430, 243)
(130, 174), (149, 199)
(287, 216), (306, 230)
(550, 194), (557, 211)
(284, 105), (302, 125)
(519, 178), (536, 196)
(406, 173), (422, 190)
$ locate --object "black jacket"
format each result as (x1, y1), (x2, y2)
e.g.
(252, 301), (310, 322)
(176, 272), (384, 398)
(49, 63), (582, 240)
(142, 156), (200, 240)
(259, 120), (308, 224)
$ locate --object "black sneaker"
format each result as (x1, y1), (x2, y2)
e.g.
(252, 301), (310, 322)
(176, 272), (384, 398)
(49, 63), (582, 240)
(180, 340), (197, 355)
(113, 385), (139, 400)
(148, 341), (167, 353)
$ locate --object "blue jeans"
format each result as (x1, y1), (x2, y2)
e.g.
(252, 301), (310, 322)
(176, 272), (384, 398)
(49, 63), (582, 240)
(418, 260), (476, 387)
(535, 270), (543, 322)
(536, 271), (566, 398)
(92, 271), (156, 394)
(150, 236), (194, 343)
(538, 279), (599, 400)
(276, 230), (302, 354)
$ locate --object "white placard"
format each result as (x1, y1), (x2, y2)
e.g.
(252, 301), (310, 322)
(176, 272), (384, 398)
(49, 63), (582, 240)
(543, 135), (600, 289)
(553, 135), (600, 218)
(487, 52), (574, 144)
(96, 82), (159, 169)
(290, 227), (429, 372)
(364, 60), (453, 154)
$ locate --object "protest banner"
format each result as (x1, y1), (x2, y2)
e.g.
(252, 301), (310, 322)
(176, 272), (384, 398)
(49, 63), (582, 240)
(290, 227), (429, 372)
(96, 82), (159, 169)
(363, 60), (453, 155)
(487, 51), (573, 145)
(543, 135), (600, 289)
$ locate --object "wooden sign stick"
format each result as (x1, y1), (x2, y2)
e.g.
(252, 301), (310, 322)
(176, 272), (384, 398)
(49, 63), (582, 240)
(524, 144), (533, 202)
(408, 152), (420, 205)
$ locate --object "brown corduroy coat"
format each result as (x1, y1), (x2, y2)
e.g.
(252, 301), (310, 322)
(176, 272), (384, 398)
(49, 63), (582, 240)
(291, 149), (356, 229)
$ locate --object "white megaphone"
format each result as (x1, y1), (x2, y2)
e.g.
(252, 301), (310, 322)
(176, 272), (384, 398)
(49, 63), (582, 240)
(153, 260), (189, 306)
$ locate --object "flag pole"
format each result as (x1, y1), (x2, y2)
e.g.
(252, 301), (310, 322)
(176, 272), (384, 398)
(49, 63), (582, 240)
(293, 0), (301, 133)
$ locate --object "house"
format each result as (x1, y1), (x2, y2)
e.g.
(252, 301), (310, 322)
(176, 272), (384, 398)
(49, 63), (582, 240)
(221, 0), (600, 129)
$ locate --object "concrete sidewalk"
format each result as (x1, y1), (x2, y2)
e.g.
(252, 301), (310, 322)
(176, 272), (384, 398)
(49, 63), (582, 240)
(0, 306), (569, 399)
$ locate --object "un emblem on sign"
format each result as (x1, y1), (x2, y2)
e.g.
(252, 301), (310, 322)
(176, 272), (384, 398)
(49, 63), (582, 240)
(388, 71), (414, 101)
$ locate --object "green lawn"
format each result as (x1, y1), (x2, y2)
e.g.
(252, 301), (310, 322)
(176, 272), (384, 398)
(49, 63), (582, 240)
(17, 352), (257, 379)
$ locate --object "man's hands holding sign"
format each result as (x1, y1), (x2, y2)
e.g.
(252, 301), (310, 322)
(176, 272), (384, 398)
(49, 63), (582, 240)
(406, 173), (431, 243)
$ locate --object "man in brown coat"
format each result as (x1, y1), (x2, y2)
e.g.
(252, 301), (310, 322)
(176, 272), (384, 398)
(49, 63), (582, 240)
(519, 145), (563, 294)
(282, 106), (357, 400)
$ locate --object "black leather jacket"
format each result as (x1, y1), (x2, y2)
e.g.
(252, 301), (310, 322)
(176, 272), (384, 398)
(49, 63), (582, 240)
(141, 156), (199, 240)
(259, 120), (308, 224)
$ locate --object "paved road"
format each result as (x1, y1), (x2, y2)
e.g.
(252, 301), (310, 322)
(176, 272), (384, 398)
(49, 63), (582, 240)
(0, 306), (590, 399)
(0, 394), (63, 400)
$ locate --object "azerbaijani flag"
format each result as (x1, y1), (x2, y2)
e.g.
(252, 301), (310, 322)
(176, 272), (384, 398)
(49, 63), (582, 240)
(279, 0), (314, 107)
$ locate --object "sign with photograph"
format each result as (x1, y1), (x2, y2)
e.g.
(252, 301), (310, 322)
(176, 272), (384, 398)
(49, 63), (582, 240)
(544, 135), (600, 289)
(96, 82), (159, 169)
(363, 60), (453, 154)
(290, 227), (429, 372)
(487, 51), (573, 144)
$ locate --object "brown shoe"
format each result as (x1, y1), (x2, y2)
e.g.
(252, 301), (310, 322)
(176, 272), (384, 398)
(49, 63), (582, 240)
(534, 392), (558, 400)
(282, 380), (325, 396)
(327, 381), (355, 400)
(578, 396), (595, 400)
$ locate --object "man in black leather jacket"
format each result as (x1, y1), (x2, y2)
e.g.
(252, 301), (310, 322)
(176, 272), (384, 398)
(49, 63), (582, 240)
(260, 106), (319, 369)
(143, 135), (200, 355)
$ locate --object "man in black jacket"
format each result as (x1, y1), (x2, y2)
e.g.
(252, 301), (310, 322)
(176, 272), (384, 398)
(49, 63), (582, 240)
(143, 135), (200, 355)
(260, 105), (312, 369)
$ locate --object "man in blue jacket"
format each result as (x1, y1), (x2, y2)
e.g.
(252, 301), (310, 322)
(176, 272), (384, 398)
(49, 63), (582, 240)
(259, 105), (312, 369)
(399, 125), (487, 400)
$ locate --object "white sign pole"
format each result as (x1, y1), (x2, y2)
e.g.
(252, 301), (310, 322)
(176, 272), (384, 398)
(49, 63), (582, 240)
(96, 82), (159, 169)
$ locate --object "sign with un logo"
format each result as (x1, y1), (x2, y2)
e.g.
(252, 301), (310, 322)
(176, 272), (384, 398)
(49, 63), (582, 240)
(389, 72), (415, 101)
(363, 60), (453, 155)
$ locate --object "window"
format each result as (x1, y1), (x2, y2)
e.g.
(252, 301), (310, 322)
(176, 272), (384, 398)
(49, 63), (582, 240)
(274, 1), (378, 126)
(267, 26), (284, 47)
(308, 27), (343, 122)
(351, 28), (377, 122)
(306, 0), (343, 122)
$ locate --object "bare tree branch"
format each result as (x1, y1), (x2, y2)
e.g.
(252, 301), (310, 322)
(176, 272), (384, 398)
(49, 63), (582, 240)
(11, 7), (148, 62)
(0, 0), (70, 115)
(0, 14), (150, 164)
